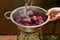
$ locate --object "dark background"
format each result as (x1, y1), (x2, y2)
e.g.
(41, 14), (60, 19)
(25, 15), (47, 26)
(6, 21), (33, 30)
(0, 0), (60, 35)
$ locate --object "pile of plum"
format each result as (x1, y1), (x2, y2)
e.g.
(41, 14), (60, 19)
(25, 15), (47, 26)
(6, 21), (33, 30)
(14, 10), (47, 26)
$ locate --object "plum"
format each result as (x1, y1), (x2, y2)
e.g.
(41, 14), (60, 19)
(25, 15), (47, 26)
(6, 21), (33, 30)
(27, 10), (34, 17)
(15, 15), (45, 26)
(38, 16), (43, 19)
(31, 16), (38, 24)
(15, 16), (22, 23)
(38, 19), (44, 24)
(23, 22), (30, 26)
(15, 13), (46, 26)
(31, 16), (37, 20)
(22, 18), (31, 22)
(31, 24), (36, 26)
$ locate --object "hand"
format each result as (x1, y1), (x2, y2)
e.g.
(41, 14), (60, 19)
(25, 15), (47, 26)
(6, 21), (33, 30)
(46, 7), (60, 21)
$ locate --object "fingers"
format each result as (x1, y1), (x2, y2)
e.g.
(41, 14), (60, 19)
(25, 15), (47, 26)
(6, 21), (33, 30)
(46, 8), (54, 15)
(49, 13), (56, 21)
(50, 12), (60, 21)
(46, 7), (60, 21)
(46, 8), (57, 21)
(46, 8), (56, 21)
(55, 12), (60, 19)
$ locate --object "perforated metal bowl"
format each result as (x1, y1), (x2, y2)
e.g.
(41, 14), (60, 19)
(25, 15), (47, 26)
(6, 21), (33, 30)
(4, 6), (50, 33)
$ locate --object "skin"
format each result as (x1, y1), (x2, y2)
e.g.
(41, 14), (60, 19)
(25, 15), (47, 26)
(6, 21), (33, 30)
(46, 7), (60, 21)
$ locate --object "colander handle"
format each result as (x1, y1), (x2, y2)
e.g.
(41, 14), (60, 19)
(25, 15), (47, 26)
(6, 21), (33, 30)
(4, 11), (12, 19)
